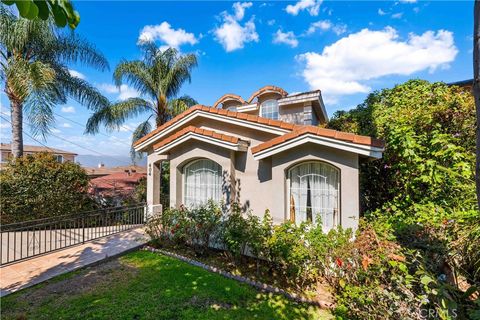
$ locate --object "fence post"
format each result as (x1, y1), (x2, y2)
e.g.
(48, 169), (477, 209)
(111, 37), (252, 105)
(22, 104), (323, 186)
(82, 214), (85, 244)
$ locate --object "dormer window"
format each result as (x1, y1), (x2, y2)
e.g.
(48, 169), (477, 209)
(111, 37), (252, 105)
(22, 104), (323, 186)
(260, 99), (279, 120)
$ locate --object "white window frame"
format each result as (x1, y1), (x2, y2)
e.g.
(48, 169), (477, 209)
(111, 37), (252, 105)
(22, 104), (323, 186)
(183, 159), (222, 208)
(286, 161), (340, 231)
(54, 154), (64, 163)
(260, 99), (279, 120)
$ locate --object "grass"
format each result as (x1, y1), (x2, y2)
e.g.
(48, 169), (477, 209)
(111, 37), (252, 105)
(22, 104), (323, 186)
(1, 250), (332, 320)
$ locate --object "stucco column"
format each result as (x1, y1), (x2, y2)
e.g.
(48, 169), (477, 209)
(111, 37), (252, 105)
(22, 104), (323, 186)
(146, 152), (168, 216)
(303, 102), (313, 125)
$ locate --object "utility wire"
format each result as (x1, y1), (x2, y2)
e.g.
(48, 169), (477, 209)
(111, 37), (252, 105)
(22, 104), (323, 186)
(0, 114), (133, 166)
(53, 111), (133, 147)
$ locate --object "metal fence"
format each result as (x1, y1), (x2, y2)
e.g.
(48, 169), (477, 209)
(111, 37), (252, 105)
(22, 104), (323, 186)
(1, 204), (146, 265)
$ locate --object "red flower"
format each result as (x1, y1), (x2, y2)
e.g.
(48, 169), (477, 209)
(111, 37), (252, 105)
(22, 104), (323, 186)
(171, 229), (175, 235)
(335, 258), (343, 268)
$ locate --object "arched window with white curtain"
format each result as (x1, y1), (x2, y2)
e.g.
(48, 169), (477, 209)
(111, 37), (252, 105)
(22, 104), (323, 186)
(288, 162), (340, 231)
(260, 99), (279, 120)
(184, 159), (222, 208)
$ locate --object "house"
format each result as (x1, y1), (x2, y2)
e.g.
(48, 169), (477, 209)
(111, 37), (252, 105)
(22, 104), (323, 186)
(89, 171), (146, 206)
(0, 143), (77, 164)
(134, 86), (385, 232)
(84, 164), (147, 178)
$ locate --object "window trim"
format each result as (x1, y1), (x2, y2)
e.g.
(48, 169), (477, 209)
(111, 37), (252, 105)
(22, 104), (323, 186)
(285, 160), (341, 229)
(182, 158), (223, 208)
(260, 99), (279, 120)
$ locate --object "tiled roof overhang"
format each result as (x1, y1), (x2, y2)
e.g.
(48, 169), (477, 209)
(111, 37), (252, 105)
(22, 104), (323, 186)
(252, 126), (385, 160)
(153, 126), (249, 154)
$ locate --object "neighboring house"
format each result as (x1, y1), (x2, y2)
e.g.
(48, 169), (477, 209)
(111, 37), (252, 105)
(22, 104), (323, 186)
(89, 171), (146, 206)
(134, 85), (385, 232)
(448, 79), (473, 92)
(84, 164), (147, 178)
(0, 143), (77, 165)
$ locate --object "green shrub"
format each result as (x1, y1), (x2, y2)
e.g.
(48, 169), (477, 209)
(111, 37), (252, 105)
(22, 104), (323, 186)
(0, 153), (96, 223)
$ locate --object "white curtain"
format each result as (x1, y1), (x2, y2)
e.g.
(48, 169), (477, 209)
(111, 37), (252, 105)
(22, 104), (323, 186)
(184, 159), (222, 208)
(289, 162), (339, 232)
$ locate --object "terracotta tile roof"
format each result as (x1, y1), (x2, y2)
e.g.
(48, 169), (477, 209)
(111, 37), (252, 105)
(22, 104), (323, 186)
(0, 143), (77, 155)
(133, 105), (300, 148)
(251, 126), (385, 154)
(153, 125), (247, 151)
(247, 85), (288, 103)
(84, 165), (146, 177)
(212, 94), (247, 108)
(89, 172), (146, 197)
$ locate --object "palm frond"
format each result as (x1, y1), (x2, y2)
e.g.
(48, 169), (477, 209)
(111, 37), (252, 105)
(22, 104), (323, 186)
(163, 52), (197, 98)
(85, 97), (153, 134)
(113, 60), (156, 98)
(130, 119), (152, 161)
(168, 95), (198, 117)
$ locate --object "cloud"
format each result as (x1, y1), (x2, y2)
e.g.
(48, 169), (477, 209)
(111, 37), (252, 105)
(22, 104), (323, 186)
(68, 69), (86, 80)
(297, 27), (458, 102)
(0, 122), (10, 129)
(138, 21), (198, 49)
(391, 12), (403, 19)
(286, 0), (322, 16)
(400, 0), (417, 3)
(62, 123), (72, 128)
(267, 19), (276, 26)
(51, 128), (61, 133)
(306, 20), (347, 35)
(378, 9), (387, 16)
(61, 106), (75, 113)
(214, 2), (259, 52)
(98, 84), (140, 100)
(273, 30), (298, 48)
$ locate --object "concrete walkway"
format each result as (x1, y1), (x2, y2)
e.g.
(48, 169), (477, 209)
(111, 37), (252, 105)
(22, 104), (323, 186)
(0, 227), (147, 297)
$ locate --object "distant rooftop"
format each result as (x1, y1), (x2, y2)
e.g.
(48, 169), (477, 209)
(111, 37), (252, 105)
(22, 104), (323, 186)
(83, 165), (147, 177)
(447, 79), (473, 87)
(0, 143), (77, 155)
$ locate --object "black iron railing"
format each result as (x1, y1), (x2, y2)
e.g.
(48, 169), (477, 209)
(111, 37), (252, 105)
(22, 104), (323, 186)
(0, 204), (146, 265)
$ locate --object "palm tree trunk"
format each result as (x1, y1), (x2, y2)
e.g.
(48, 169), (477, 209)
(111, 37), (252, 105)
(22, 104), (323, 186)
(474, 0), (480, 208)
(10, 99), (24, 158)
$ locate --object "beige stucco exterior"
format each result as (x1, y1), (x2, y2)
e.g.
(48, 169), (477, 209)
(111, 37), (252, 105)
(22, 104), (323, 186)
(146, 118), (361, 230)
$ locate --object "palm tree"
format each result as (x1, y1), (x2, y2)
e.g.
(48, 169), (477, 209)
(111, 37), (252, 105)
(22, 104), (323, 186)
(0, 7), (109, 158)
(85, 42), (198, 158)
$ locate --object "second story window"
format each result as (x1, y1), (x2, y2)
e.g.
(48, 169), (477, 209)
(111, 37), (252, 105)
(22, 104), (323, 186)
(260, 99), (279, 120)
(54, 155), (64, 163)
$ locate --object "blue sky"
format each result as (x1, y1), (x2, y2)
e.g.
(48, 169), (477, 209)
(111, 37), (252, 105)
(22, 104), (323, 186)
(0, 1), (474, 162)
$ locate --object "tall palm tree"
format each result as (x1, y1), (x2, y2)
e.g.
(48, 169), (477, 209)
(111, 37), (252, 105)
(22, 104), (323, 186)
(0, 6), (109, 158)
(85, 42), (198, 158)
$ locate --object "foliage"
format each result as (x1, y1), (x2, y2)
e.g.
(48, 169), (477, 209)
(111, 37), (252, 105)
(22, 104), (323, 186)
(0, 6), (108, 155)
(1, 0), (80, 28)
(1, 251), (330, 320)
(328, 80), (476, 215)
(85, 42), (198, 159)
(0, 153), (97, 223)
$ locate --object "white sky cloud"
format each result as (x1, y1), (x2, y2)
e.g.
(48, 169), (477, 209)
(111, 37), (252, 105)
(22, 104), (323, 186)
(391, 12), (403, 19)
(378, 8), (387, 16)
(286, 0), (322, 16)
(297, 27), (458, 102)
(400, 0), (417, 3)
(138, 21), (198, 49)
(61, 106), (75, 113)
(273, 30), (298, 48)
(214, 2), (259, 52)
(51, 128), (61, 133)
(98, 84), (140, 101)
(68, 69), (86, 80)
(62, 123), (72, 128)
(307, 20), (347, 36)
(0, 122), (10, 129)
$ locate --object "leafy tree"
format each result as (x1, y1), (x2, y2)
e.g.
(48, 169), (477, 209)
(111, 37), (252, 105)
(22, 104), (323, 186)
(474, 0), (480, 208)
(0, 7), (109, 157)
(328, 80), (477, 217)
(85, 43), (198, 158)
(0, 153), (97, 223)
(1, 0), (80, 28)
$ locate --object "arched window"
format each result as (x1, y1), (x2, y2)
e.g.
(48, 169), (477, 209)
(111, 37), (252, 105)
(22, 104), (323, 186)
(260, 99), (279, 120)
(288, 162), (340, 231)
(184, 159), (222, 208)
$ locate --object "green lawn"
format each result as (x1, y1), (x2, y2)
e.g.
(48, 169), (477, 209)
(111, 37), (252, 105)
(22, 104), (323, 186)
(2, 251), (332, 320)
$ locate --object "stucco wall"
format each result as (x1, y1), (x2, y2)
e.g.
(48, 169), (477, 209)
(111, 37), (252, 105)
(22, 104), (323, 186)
(164, 122), (360, 230)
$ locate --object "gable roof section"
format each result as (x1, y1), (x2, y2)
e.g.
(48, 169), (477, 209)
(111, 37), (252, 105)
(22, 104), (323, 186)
(153, 125), (249, 154)
(0, 143), (77, 155)
(252, 126), (385, 160)
(133, 105), (300, 152)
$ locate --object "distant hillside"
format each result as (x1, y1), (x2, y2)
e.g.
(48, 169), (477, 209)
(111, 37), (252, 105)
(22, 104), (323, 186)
(76, 154), (147, 168)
